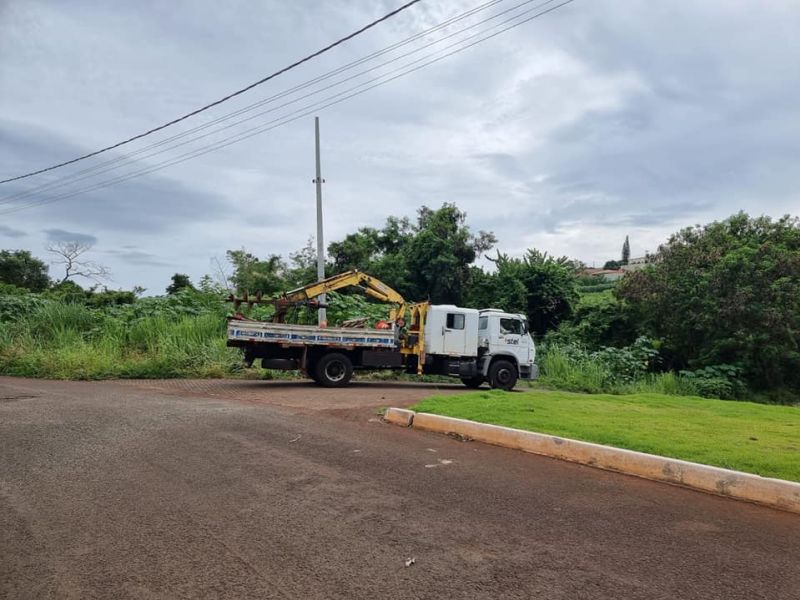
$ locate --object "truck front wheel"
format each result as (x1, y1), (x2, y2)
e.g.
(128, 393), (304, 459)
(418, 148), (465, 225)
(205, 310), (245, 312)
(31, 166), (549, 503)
(488, 360), (517, 391)
(314, 353), (353, 387)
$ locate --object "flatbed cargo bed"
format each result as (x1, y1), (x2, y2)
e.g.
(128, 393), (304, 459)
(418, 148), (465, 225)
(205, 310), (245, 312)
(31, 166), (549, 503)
(227, 319), (397, 349)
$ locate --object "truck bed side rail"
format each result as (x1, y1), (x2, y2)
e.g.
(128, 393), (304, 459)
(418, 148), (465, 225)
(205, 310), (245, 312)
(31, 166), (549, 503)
(227, 320), (396, 348)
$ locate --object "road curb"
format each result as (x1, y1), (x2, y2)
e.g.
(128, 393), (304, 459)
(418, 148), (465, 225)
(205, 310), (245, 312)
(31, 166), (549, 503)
(383, 407), (415, 427)
(391, 410), (800, 515)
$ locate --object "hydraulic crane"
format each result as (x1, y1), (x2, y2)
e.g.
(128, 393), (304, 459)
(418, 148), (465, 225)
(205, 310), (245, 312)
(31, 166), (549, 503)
(228, 270), (408, 324)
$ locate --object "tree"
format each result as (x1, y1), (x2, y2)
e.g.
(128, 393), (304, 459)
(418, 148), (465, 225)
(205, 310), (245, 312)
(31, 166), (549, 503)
(466, 249), (579, 336)
(328, 228), (380, 273)
(0, 249), (50, 291)
(166, 273), (194, 294)
(617, 213), (800, 390)
(621, 235), (630, 265)
(325, 205), (492, 304)
(285, 238), (319, 288)
(557, 291), (638, 349)
(46, 241), (110, 284)
(403, 203), (496, 303)
(226, 249), (286, 295)
(603, 259), (622, 270)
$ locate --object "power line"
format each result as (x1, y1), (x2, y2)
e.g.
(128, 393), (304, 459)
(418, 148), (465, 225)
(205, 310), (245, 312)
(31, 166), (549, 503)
(0, 0), (576, 216)
(1, 0), (553, 206)
(0, 0), (513, 204)
(0, 0), (574, 216)
(0, 0), (423, 185)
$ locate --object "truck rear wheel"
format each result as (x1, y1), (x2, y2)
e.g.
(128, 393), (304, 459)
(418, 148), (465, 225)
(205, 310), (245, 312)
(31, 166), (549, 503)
(460, 376), (485, 389)
(488, 360), (517, 391)
(314, 353), (353, 387)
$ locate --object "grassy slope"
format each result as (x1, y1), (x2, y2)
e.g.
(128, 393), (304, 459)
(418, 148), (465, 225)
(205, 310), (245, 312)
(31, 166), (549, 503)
(413, 389), (800, 482)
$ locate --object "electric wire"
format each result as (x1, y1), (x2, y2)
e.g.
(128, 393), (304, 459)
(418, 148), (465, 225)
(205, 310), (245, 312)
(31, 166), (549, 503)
(0, 0), (512, 204)
(0, 0), (423, 184)
(0, 0), (575, 216)
(0, 0), (555, 206)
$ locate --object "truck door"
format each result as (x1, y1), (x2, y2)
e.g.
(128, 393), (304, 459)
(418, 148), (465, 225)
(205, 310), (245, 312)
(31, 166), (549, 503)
(499, 317), (524, 359)
(443, 312), (467, 356)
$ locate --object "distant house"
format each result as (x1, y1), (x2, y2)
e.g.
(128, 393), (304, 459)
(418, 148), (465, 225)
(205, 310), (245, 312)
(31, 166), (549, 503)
(582, 268), (626, 282)
(621, 256), (652, 272)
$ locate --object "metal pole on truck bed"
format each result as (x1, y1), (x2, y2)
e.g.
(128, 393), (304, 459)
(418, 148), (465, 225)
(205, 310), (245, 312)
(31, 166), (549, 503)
(314, 116), (326, 327)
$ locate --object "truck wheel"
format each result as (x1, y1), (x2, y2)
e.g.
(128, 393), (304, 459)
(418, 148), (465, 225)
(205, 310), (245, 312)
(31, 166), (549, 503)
(488, 360), (517, 391)
(315, 353), (353, 387)
(460, 376), (485, 389)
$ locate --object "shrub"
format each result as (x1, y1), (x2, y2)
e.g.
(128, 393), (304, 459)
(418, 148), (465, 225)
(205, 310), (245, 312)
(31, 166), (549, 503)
(679, 365), (746, 400)
(590, 337), (660, 385)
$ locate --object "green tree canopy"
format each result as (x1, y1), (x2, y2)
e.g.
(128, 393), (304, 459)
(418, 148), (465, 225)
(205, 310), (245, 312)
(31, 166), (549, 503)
(226, 250), (287, 296)
(403, 204), (496, 303)
(326, 204), (494, 304)
(166, 273), (194, 295)
(0, 250), (50, 292)
(617, 212), (800, 390)
(466, 250), (579, 336)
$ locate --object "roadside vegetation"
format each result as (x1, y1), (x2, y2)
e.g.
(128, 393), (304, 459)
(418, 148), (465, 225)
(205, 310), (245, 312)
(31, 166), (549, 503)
(0, 285), (385, 379)
(1, 206), (798, 405)
(413, 389), (800, 482)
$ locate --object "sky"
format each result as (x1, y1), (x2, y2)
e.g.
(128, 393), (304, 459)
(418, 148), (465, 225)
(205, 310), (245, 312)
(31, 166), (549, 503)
(1, 0), (798, 293)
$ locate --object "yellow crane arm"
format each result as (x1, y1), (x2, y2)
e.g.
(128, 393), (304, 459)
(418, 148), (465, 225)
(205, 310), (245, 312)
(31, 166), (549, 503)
(275, 270), (406, 323)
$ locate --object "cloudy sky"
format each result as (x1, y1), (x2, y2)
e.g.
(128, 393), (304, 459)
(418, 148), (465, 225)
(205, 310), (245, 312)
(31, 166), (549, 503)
(1, 0), (798, 292)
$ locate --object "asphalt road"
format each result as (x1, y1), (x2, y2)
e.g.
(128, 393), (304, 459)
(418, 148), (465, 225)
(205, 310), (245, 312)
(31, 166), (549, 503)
(1, 377), (798, 599)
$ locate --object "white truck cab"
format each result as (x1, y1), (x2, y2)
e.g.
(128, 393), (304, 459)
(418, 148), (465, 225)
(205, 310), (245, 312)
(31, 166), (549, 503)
(422, 305), (538, 390)
(477, 309), (538, 385)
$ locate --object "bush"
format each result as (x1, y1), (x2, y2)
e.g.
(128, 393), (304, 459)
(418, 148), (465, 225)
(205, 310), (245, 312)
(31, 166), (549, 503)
(679, 365), (746, 400)
(591, 337), (660, 385)
(537, 340), (706, 398)
(550, 290), (638, 349)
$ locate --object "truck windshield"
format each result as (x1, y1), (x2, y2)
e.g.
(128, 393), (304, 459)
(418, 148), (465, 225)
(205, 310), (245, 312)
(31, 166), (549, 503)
(499, 318), (523, 335)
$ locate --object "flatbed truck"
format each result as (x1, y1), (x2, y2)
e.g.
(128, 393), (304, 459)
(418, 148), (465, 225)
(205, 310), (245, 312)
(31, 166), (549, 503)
(227, 303), (538, 390)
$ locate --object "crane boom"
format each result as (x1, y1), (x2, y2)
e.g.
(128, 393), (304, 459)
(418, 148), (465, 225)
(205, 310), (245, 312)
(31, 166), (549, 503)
(263, 270), (405, 324)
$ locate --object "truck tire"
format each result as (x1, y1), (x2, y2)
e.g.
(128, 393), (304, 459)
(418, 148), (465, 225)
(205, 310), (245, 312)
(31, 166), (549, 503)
(488, 359), (517, 391)
(460, 376), (485, 389)
(314, 353), (353, 387)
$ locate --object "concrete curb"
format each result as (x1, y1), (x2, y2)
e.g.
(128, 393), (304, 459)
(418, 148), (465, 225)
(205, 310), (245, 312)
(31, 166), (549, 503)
(389, 409), (800, 515)
(383, 407), (415, 427)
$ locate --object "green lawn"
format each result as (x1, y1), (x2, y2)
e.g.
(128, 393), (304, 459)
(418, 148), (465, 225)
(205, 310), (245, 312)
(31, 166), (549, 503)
(412, 389), (800, 482)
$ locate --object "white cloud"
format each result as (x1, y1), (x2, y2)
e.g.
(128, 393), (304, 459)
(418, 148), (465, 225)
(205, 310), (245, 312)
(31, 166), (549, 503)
(1, 0), (798, 291)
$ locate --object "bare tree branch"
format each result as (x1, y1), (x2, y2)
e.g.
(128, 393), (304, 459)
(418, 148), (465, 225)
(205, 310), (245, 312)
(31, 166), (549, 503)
(46, 241), (111, 284)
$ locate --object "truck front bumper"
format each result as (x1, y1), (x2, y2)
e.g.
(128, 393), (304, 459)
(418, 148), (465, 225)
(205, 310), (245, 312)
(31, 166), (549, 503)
(519, 363), (540, 380)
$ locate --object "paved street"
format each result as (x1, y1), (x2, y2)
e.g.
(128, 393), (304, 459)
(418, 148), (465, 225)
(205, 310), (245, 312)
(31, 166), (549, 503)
(1, 377), (798, 599)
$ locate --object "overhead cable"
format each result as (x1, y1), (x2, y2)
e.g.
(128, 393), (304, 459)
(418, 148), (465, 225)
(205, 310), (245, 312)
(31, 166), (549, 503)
(0, 0), (424, 184)
(0, 0), (576, 216)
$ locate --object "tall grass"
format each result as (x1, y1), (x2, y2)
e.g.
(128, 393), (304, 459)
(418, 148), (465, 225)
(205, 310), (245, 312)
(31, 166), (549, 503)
(0, 298), (241, 379)
(538, 345), (610, 393)
(538, 345), (702, 397)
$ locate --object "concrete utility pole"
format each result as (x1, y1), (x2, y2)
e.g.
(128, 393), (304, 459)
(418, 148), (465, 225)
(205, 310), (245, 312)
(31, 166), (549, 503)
(313, 116), (326, 327)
